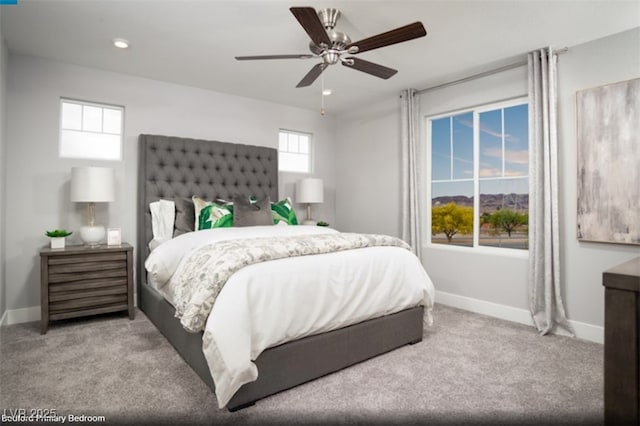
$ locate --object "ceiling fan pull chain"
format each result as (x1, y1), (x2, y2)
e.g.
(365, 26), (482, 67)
(320, 71), (326, 116)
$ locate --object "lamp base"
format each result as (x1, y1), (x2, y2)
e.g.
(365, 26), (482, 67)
(79, 225), (106, 247)
(301, 219), (317, 226)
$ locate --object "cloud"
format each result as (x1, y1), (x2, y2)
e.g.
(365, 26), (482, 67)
(455, 117), (520, 143)
(483, 148), (528, 165)
(432, 151), (473, 164)
(479, 168), (527, 178)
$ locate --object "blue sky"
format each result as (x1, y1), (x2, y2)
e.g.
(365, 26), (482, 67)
(431, 104), (528, 198)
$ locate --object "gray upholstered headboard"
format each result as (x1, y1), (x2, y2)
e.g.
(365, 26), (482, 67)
(136, 134), (278, 294)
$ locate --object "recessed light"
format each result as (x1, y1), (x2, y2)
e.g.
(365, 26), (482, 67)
(113, 38), (129, 49)
(322, 89), (332, 96)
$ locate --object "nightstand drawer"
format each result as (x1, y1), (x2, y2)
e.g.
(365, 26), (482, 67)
(49, 277), (128, 293)
(48, 268), (127, 284)
(50, 284), (127, 303)
(48, 259), (127, 274)
(48, 252), (127, 265)
(50, 294), (128, 313)
(49, 303), (129, 321)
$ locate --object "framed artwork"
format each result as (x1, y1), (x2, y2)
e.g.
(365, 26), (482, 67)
(576, 77), (640, 245)
(107, 228), (122, 246)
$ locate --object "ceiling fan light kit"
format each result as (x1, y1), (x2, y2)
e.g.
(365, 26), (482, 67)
(235, 6), (427, 89)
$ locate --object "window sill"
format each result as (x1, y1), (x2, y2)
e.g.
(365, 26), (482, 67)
(423, 242), (529, 259)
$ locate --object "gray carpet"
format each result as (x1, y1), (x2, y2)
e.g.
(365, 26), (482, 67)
(0, 304), (603, 425)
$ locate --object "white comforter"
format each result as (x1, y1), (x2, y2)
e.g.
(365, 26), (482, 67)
(145, 226), (435, 408)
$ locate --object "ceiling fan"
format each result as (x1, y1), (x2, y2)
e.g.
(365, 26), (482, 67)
(235, 7), (427, 88)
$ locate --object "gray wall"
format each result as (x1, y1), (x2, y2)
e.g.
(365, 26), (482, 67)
(336, 28), (640, 333)
(0, 11), (7, 322)
(4, 53), (336, 315)
(335, 99), (402, 237)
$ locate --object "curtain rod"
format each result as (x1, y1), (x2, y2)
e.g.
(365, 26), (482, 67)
(416, 47), (568, 95)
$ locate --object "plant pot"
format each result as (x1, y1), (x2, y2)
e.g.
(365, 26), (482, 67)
(50, 237), (65, 249)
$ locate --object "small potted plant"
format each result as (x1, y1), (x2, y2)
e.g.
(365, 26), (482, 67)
(46, 229), (72, 249)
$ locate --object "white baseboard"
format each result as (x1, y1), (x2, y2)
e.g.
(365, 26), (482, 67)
(435, 290), (603, 344)
(1, 305), (40, 326)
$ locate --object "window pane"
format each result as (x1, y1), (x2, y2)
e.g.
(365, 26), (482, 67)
(299, 136), (309, 154)
(102, 108), (122, 134)
(288, 134), (299, 153)
(60, 130), (121, 160)
(279, 152), (309, 173)
(279, 132), (288, 151)
(479, 109), (503, 178)
(479, 178), (528, 250)
(82, 105), (102, 132)
(504, 104), (529, 177)
(452, 112), (473, 180)
(431, 117), (451, 181)
(431, 181), (474, 247)
(61, 102), (82, 130)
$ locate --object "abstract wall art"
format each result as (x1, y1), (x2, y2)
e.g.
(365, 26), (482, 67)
(576, 77), (640, 245)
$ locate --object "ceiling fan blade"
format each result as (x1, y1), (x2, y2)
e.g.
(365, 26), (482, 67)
(235, 54), (314, 61)
(290, 7), (331, 47)
(342, 58), (398, 79)
(347, 22), (426, 54)
(296, 63), (328, 88)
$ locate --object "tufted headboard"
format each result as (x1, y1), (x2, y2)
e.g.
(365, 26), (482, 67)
(136, 134), (278, 294)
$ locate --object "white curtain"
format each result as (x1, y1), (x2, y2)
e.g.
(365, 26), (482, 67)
(400, 89), (421, 257)
(527, 48), (573, 336)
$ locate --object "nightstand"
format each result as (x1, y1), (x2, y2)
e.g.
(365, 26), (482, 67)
(40, 243), (134, 334)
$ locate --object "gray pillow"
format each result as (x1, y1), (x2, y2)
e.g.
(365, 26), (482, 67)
(173, 197), (195, 236)
(233, 195), (273, 227)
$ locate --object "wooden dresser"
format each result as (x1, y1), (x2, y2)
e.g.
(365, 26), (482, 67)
(40, 243), (134, 334)
(603, 256), (640, 425)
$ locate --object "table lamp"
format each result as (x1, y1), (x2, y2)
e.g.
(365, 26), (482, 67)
(70, 166), (115, 246)
(297, 178), (324, 225)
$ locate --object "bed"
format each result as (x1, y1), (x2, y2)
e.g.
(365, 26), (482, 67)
(136, 134), (434, 411)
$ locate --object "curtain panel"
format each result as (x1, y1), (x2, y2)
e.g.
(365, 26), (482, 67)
(527, 48), (573, 336)
(400, 89), (422, 257)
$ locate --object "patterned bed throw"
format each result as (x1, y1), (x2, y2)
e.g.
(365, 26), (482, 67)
(173, 233), (410, 332)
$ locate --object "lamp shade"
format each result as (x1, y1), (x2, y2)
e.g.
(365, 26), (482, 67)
(70, 166), (115, 202)
(297, 178), (324, 204)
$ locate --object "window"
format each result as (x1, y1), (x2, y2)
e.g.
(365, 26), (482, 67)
(59, 98), (124, 160)
(428, 98), (529, 250)
(278, 129), (311, 173)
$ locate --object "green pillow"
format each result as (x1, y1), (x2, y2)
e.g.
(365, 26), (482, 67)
(192, 196), (233, 230)
(271, 197), (298, 225)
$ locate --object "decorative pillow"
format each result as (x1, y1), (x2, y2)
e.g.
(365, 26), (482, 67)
(271, 197), (298, 225)
(192, 196), (233, 230)
(233, 195), (274, 227)
(149, 199), (175, 249)
(173, 197), (195, 237)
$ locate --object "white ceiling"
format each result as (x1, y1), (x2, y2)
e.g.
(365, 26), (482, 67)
(2, 1), (639, 115)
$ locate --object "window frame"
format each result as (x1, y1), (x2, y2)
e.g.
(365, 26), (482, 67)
(278, 128), (313, 174)
(59, 97), (124, 161)
(425, 96), (529, 256)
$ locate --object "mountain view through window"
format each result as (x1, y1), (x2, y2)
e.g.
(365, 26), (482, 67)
(430, 101), (529, 250)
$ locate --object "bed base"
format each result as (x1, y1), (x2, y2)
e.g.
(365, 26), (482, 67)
(140, 282), (423, 411)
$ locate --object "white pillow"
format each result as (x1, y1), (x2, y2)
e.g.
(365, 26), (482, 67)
(149, 199), (175, 250)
